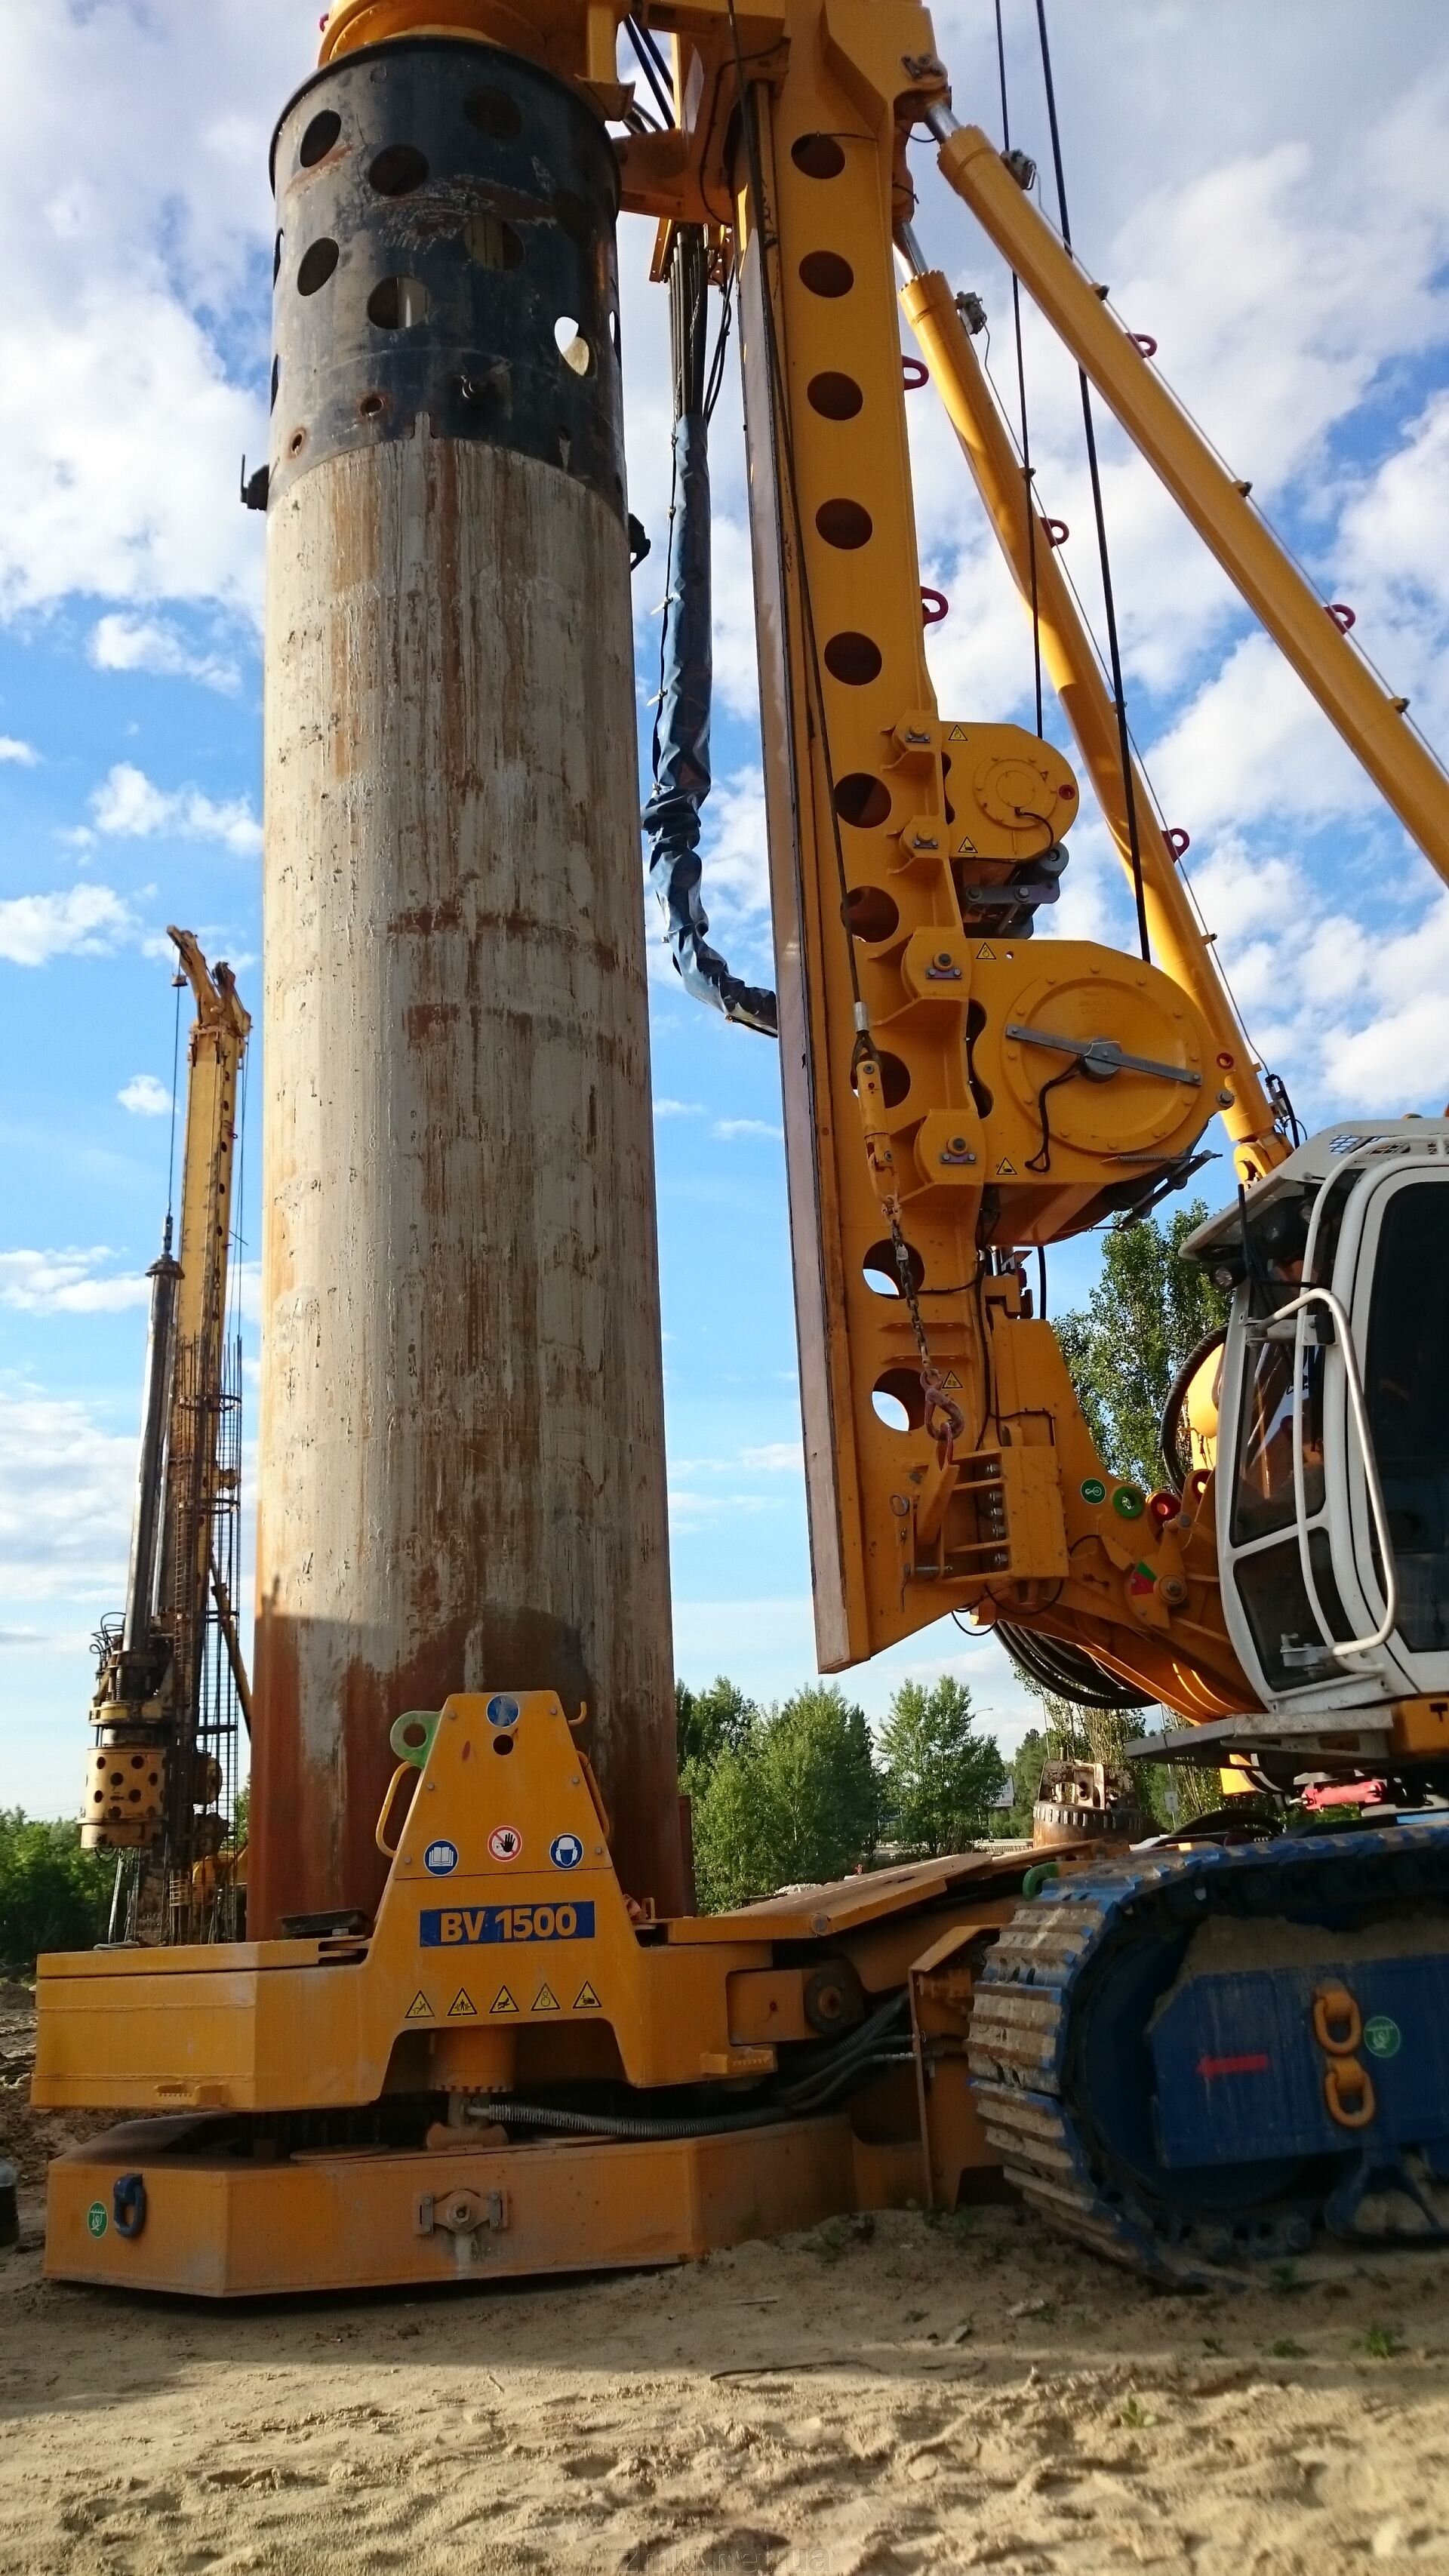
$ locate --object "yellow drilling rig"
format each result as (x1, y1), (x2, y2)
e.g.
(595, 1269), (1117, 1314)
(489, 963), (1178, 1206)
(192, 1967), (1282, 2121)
(33, 0), (1449, 2291)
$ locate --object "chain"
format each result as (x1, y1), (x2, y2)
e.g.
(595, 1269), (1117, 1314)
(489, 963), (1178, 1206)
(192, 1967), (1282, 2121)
(888, 1207), (968, 1449)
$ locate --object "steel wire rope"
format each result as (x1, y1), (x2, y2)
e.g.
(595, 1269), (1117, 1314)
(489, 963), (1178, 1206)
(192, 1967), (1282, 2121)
(165, 959), (184, 1236)
(1031, 0), (1149, 965)
(993, 0), (1043, 737)
(723, 0), (971, 1420)
(977, 335), (1290, 1130)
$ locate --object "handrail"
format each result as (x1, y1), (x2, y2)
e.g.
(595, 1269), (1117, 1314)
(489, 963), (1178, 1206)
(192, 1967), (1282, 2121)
(1273, 1285), (1399, 1660)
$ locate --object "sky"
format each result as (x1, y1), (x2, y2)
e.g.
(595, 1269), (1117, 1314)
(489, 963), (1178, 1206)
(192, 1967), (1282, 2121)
(1, 0), (1447, 1818)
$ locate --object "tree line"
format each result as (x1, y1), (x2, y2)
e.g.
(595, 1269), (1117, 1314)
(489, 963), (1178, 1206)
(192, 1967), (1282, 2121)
(0, 1206), (1222, 1962)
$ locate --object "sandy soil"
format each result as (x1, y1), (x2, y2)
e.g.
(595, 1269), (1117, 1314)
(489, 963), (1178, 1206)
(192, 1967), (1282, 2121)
(5, 1994), (1449, 2572)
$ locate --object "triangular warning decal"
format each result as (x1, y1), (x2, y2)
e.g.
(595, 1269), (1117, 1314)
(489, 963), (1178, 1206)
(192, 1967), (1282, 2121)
(938, 1370), (961, 1391)
(975, 942), (997, 962)
(405, 1990), (433, 2021)
(448, 1988), (476, 2018)
(995, 1158), (1017, 1177)
(954, 836), (979, 857)
(489, 1986), (518, 2016)
(946, 723), (968, 742)
(574, 1980), (601, 2011)
(532, 1982), (561, 2014)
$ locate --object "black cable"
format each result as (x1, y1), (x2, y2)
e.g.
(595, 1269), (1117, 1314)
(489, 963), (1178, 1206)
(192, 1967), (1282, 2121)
(626, 16), (676, 125)
(635, 14), (677, 94)
(703, 257), (737, 422)
(1035, 1243), (1048, 1321)
(1032, 0), (1149, 965)
(1024, 1061), (1077, 1173)
(998, 1619), (1153, 1710)
(994, 0), (1043, 737)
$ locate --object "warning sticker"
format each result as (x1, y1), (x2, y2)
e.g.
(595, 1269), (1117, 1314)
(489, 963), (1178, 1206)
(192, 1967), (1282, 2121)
(574, 1980), (601, 2011)
(995, 1158), (1017, 1177)
(448, 1988), (477, 2019)
(532, 1982), (561, 2014)
(946, 723), (968, 742)
(954, 836), (979, 857)
(489, 1986), (519, 2016)
(405, 1991), (434, 2021)
(488, 1824), (522, 1864)
(975, 943), (996, 962)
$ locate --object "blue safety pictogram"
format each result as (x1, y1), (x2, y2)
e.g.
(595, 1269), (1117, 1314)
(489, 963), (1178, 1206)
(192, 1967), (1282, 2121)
(550, 1833), (584, 1870)
(423, 1839), (458, 1876)
(486, 1694), (520, 1729)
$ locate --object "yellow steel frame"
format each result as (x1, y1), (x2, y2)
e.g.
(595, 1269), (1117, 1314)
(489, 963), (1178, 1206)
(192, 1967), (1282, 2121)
(39, 1691), (1036, 2292)
(897, 261), (1287, 1192)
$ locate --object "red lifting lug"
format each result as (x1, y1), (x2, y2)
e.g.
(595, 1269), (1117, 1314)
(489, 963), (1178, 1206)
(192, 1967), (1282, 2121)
(1327, 602), (1356, 631)
(902, 356), (930, 392)
(1043, 518), (1069, 549)
(920, 588), (949, 626)
(1164, 826), (1191, 859)
(1129, 332), (1158, 357)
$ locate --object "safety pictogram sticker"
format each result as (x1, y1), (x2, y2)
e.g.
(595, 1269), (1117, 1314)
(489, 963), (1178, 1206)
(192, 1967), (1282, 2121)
(995, 1158), (1017, 1177)
(574, 1980), (601, 2011)
(532, 1982), (561, 2013)
(488, 1824), (522, 1863)
(489, 1986), (518, 2016)
(975, 943), (997, 962)
(448, 1989), (477, 2018)
(405, 1991), (434, 2021)
(550, 1831), (584, 1870)
(946, 723), (968, 741)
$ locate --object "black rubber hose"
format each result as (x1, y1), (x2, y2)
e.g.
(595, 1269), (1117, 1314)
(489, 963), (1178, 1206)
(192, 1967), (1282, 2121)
(1160, 1325), (1228, 1496)
(998, 1620), (1154, 1712)
(469, 2049), (917, 2146)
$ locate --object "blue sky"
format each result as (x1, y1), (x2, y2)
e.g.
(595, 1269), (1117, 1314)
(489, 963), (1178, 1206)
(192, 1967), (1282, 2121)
(2, 1), (1448, 1816)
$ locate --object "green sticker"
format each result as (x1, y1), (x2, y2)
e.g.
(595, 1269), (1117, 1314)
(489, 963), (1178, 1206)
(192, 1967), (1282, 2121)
(1111, 1485), (1146, 1521)
(1080, 1477), (1106, 1506)
(86, 2200), (108, 2239)
(1364, 2014), (1401, 2060)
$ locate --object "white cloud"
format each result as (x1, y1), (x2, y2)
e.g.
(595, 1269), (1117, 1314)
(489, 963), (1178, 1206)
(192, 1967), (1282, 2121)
(0, 734), (36, 765)
(0, 1250), (149, 1314)
(0, 1385), (134, 1602)
(0, 883), (133, 966)
(653, 1097), (705, 1119)
(739, 1442), (804, 1474)
(712, 1116), (782, 1143)
(116, 1073), (171, 1118)
(90, 613), (241, 695)
(91, 761), (261, 857)
(699, 767), (770, 922)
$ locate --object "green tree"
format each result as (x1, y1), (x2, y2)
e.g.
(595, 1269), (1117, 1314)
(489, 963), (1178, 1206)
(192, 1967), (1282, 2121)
(691, 1685), (880, 1910)
(0, 1811), (113, 1973)
(1003, 1726), (1048, 1838)
(675, 1674), (755, 1787)
(1055, 1199), (1229, 1488)
(878, 1676), (1005, 1854)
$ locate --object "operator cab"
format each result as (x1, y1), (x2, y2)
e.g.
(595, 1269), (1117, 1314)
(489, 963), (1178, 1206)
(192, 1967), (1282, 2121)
(1186, 1121), (1449, 1713)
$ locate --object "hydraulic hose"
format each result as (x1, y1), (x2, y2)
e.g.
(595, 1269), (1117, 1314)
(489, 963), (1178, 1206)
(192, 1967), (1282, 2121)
(464, 1996), (914, 2144)
(998, 1619), (1153, 1712)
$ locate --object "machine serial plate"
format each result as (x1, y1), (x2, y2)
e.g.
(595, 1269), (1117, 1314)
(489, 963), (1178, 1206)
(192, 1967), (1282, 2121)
(419, 1902), (596, 1947)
